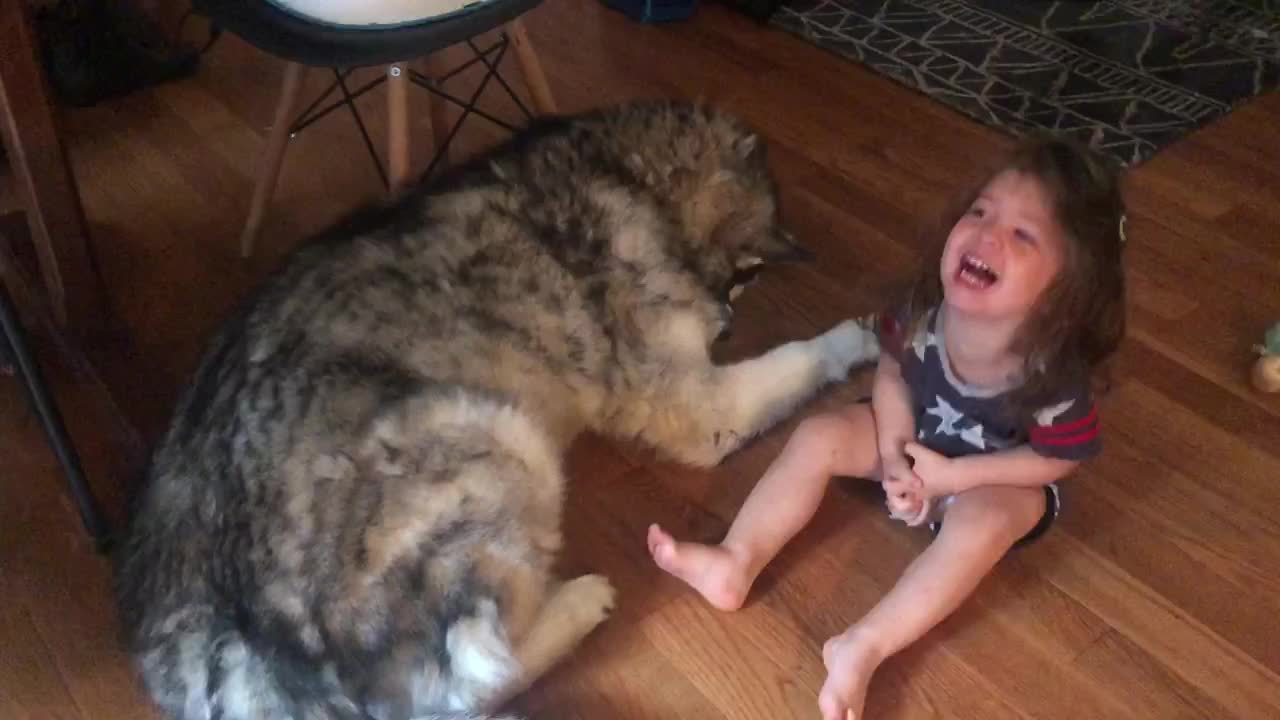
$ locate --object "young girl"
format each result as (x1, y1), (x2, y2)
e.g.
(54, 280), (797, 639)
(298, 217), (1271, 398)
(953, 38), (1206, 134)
(647, 134), (1127, 720)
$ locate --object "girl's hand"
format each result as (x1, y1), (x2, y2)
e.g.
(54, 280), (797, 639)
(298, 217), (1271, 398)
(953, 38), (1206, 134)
(882, 455), (923, 498)
(884, 487), (927, 523)
(880, 451), (920, 487)
(881, 452), (927, 523)
(902, 442), (960, 498)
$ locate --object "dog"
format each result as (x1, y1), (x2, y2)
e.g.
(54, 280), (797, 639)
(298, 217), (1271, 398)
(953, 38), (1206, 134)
(113, 100), (880, 720)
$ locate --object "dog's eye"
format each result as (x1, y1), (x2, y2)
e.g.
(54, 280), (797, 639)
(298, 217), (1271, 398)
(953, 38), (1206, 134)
(721, 263), (766, 300)
(732, 263), (765, 286)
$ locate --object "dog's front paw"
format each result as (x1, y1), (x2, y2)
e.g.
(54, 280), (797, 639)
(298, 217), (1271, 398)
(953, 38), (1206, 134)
(557, 574), (616, 631)
(819, 317), (881, 381)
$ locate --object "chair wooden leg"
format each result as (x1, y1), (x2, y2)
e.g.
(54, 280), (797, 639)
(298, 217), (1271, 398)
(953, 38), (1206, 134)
(387, 62), (412, 193)
(240, 62), (306, 258)
(507, 18), (556, 115)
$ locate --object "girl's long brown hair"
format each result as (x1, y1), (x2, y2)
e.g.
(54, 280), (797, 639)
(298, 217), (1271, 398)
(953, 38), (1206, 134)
(902, 133), (1128, 422)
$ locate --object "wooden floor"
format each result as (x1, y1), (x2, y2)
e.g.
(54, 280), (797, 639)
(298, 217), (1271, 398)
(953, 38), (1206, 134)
(3, 1), (1280, 718)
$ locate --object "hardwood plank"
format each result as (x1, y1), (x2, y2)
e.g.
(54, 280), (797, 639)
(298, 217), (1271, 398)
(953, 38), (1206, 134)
(1112, 339), (1280, 455)
(1038, 535), (1280, 719)
(1072, 630), (1233, 720)
(0, 375), (158, 720)
(1061, 445), (1280, 672)
(1106, 381), (1280, 515)
(0, 574), (83, 720)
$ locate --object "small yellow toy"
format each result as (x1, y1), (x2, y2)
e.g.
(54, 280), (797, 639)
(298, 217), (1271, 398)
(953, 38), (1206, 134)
(1252, 322), (1280, 394)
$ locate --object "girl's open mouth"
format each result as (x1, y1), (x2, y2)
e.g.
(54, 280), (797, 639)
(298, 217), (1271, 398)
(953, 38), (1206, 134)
(957, 253), (998, 289)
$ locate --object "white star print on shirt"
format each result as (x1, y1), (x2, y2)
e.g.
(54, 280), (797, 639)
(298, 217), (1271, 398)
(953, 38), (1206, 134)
(926, 396), (963, 435)
(1034, 399), (1075, 427)
(926, 395), (989, 450)
(959, 423), (986, 450)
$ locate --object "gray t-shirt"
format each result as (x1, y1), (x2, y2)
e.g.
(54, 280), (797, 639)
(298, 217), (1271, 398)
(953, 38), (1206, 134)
(877, 305), (1101, 462)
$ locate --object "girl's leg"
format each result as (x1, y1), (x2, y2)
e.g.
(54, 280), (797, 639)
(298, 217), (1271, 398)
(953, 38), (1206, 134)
(818, 484), (1047, 720)
(648, 403), (880, 610)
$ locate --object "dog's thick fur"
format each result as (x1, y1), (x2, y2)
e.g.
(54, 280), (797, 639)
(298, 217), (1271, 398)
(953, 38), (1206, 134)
(113, 101), (879, 720)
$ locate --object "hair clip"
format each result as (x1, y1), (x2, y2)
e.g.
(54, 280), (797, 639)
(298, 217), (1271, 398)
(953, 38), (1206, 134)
(1119, 213), (1128, 244)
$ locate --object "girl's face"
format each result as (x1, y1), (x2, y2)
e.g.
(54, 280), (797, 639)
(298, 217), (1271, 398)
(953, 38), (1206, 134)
(940, 169), (1067, 322)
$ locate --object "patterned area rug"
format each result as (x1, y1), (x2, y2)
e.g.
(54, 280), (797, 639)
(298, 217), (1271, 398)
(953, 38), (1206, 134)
(771, 0), (1280, 165)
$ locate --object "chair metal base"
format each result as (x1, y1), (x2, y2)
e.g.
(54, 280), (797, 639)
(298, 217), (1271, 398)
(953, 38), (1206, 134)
(238, 23), (554, 256)
(0, 285), (112, 553)
(286, 31), (533, 189)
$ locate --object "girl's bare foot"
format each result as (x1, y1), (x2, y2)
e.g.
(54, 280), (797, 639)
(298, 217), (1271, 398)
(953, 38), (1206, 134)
(818, 628), (885, 720)
(647, 523), (752, 611)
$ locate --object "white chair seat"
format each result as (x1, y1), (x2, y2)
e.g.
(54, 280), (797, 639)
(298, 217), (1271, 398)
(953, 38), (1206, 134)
(269, 0), (494, 27)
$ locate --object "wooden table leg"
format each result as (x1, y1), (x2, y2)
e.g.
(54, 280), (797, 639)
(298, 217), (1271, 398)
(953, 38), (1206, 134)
(0, 0), (104, 337)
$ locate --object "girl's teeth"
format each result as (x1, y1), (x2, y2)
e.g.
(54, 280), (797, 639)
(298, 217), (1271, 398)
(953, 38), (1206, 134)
(957, 253), (998, 288)
(965, 255), (991, 271)
(959, 254), (997, 286)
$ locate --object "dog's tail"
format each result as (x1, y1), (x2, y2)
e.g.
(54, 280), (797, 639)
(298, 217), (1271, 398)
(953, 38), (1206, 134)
(124, 616), (360, 720)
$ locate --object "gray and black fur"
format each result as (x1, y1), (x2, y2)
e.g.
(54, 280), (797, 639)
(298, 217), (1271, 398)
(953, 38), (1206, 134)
(113, 101), (879, 720)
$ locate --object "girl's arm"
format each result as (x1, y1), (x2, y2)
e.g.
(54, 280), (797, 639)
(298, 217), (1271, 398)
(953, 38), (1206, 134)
(904, 442), (1078, 496)
(871, 353), (916, 466)
(949, 445), (1078, 490)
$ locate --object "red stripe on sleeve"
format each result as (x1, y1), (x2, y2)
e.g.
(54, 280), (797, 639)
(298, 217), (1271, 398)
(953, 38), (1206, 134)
(1033, 425), (1099, 447)
(1031, 404), (1098, 438)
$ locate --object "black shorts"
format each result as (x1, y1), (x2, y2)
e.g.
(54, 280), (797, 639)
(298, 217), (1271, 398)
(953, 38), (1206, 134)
(926, 482), (1061, 548)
